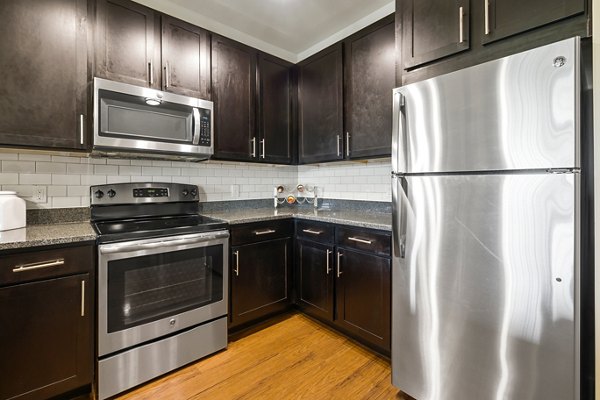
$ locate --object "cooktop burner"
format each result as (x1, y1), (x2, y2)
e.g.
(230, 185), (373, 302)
(90, 182), (228, 244)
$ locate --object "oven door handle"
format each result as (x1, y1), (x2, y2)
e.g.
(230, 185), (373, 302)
(192, 108), (201, 145)
(99, 232), (229, 254)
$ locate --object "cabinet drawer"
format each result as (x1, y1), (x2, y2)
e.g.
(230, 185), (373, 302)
(0, 245), (94, 287)
(336, 226), (391, 256)
(230, 219), (293, 246)
(296, 220), (334, 243)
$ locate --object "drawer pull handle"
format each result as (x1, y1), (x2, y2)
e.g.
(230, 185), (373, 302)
(337, 252), (343, 277)
(234, 251), (240, 276)
(12, 258), (65, 273)
(302, 229), (323, 235)
(348, 237), (373, 245)
(81, 280), (85, 317)
(326, 249), (332, 274)
(255, 229), (276, 236)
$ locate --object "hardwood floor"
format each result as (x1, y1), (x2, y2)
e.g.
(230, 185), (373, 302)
(118, 313), (408, 400)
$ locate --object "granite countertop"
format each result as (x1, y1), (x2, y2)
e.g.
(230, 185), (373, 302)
(0, 222), (96, 251)
(0, 201), (391, 252)
(202, 207), (392, 231)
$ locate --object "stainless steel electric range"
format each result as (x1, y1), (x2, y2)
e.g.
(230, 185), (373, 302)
(90, 182), (229, 400)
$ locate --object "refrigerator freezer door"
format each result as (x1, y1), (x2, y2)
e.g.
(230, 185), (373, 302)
(392, 173), (578, 400)
(393, 37), (579, 174)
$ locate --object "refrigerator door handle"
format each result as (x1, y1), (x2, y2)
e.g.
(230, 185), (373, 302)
(392, 90), (407, 174)
(392, 174), (408, 259)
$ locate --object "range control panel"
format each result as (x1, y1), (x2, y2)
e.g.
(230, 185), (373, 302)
(90, 182), (199, 205)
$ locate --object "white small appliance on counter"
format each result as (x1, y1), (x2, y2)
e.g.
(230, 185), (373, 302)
(0, 191), (25, 231)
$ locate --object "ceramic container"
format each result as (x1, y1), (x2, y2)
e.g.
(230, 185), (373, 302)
(0, 191), (26, 231)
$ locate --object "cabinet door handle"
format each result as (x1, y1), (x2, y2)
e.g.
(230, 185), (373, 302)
(79, 114), (85, 145)
(260, 139), (266, 159)
(337, 252), (343, 277)
(348, 237), (373, 245)
(12, 258), (65, 273)
(148, 62), (154, 85)
(234, 251), (240, 276)
(336, 135), (341, 157)
(459, 6), (464, 43)
(346, 132), (350, 157)
(254, 229), (276, 236)
(302, 229), (323, 235)
(164, 61), (170, 89)
(251, 137), (256, 157)
(484, 0), (490, 35)
(326, 249), (332, 274)
(81, 280), (85, 317)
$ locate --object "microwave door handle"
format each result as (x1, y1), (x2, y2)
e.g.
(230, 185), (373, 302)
(192, 108), (201, 145)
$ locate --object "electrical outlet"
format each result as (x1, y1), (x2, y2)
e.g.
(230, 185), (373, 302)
(230, 184), (240, 198)
(31, 185), (47, 203)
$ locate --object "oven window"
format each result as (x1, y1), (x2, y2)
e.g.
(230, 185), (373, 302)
(107, 245), (223, 333)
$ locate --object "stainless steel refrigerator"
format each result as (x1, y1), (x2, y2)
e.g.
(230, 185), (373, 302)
(391, 37), (583, 400)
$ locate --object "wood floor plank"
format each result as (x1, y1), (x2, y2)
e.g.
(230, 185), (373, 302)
(118, 313), (408, 400)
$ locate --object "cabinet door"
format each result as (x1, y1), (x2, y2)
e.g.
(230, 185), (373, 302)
(95, 0), (160, 88)
(345, 16), (395, 159)
(298, 43), (343, 163)
(230, 238), (291, 328)
(335, 248), (391, 353)
(212, 35), (257, 162)
(0, 274), (92, 400)
(483, 0), (585, 44)
(401, 0), (470, 69)
(0, 0), (89, 150)
(296, 239), (334, 321)
(162, 15), (211, 99)
(258, 53), (293, 164)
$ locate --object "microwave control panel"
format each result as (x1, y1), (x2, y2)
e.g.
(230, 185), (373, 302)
(199, 111), (211, 147)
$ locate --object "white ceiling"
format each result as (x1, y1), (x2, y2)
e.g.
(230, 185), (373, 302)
(133, 0), (395, 62)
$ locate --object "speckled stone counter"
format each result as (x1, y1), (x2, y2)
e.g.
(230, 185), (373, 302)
(202, 208), (392, 231)
(0, 222), (96, 251)
(0, 207), (96, 251)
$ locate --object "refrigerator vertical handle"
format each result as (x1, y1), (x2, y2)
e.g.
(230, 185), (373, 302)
(392, 90), (407, 174)
(392, 174), (407, 259)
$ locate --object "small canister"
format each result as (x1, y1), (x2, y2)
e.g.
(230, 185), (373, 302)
(0, 191), (26, 231)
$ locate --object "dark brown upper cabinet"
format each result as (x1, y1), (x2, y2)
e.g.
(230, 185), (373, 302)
(0, 0), (90, 151)
(211, 35), (257, 162)
(298, 43), (344, 164)
(344, 15), (395, 159)
(482, 0), (585, 44)
(401, 0), (470, 69)
(161, 15), (211, 98)
(212, 36), (294, 164)
(257, 53), (294, 164)
(397, 0), (590, 84)
(95, 0), (161, 88)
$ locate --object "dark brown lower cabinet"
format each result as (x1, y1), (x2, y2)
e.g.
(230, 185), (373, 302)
(0, 245), (94, 400)
(294, 221), (392, 355)
(335, 247), (391, 354)
(296, 239), (334, 321)
(230, 237), (292, 329)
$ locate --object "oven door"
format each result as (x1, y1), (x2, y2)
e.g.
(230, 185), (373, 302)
(97, 231), (228, 357)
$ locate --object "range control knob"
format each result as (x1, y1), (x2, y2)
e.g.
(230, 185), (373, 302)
(94, 190), (104, 199)
(182, 189), (189, 197)
(107, 189), (116, 198)
(190, 188), (197, 197)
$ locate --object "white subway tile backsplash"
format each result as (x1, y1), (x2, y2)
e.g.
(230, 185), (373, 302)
(20, 173), (52, 184)
(52, 174), (80, 185)
(3, 161), (36, 173)
(0, 151), (390, 208)
(19, 153), (52, 161)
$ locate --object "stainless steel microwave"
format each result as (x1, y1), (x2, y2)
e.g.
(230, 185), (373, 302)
(93, 78), (213, 160)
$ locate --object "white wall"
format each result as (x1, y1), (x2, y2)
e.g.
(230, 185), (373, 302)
(0, 150), (392, 209)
